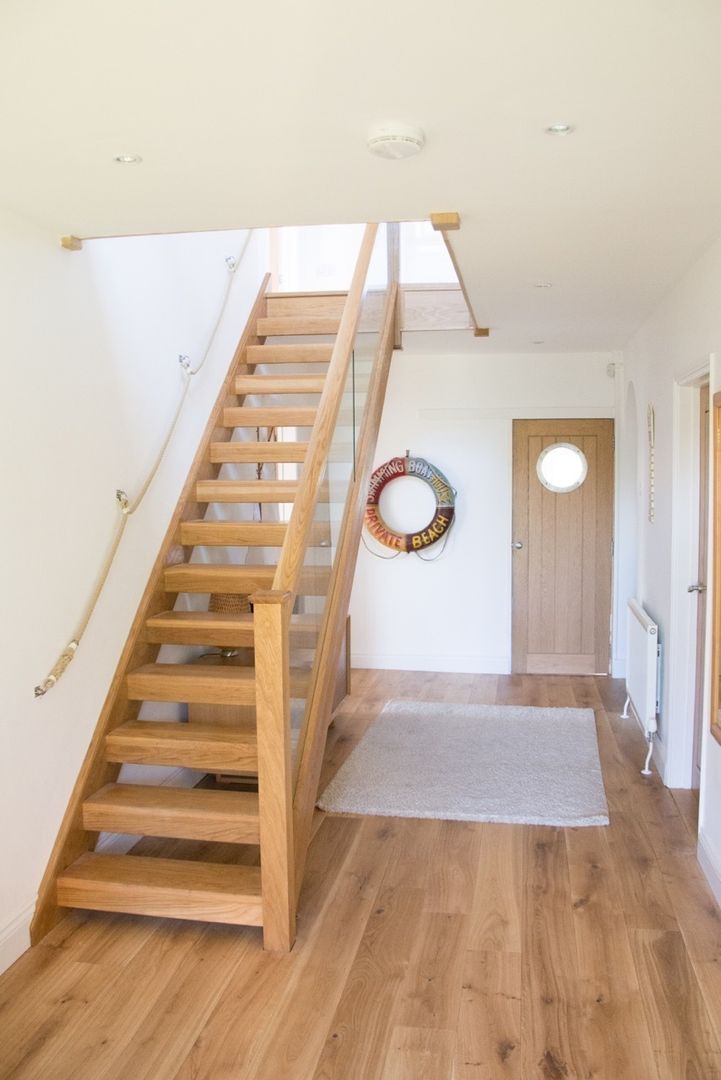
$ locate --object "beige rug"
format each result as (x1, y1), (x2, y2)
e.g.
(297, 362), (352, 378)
(317, 700), (609, 826)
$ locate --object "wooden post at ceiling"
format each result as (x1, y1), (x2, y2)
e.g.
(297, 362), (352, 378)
(430, 211), (461, 231)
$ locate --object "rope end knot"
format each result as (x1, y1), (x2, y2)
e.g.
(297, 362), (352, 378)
(34, 640), (79, 698)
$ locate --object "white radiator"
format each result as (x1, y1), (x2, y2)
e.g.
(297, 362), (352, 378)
(622, 599), (660, 775)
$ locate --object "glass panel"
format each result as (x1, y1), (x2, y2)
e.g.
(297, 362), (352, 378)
(289, 226), (390, 767)
(537, 442), (588, 494)
(400, 220), (457, 283)
(274, 224), (365, 291)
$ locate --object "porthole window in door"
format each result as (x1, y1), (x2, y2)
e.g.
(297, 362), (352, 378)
(536, 442), (588, 494)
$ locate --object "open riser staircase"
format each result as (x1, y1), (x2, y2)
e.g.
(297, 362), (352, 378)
(32, 224), (397, 952)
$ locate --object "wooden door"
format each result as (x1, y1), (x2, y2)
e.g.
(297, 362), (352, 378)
(512, 419), (614, 674)
(692, 385), (710, 787)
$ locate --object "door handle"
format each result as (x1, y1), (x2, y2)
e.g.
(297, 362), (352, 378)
(688, 584), (707, 593)
(512, 541), (524, 550)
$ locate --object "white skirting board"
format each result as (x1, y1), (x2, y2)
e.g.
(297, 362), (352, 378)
(698, 829), (721, 909)
(0, 901), (34, 975)
(351, 653), (512, 675)
(651, 731), (667, 782)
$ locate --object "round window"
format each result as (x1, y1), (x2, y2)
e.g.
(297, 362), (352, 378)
(536, 442), (588, 494)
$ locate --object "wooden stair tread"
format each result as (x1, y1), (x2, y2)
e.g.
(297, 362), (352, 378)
(106, 720), (258, 773)
(222, 406), (317, 428)
(126, 662), (310, 705)
(179, 520), (328, 547)
(257, 315), (340, 336)
(126, 663), (257, 705)
(209, 441), (308, 464)
(235, 375), (326, 395)
(83, 783), (260, 843)
(57, 853), (263, 926)
(145, 609), (256, 646)
(265, 292), (347, 318)
(196, 479), (300, 503)
(144, 609), (321, 647)
(166, 562), (331, 597)
(165, 563), (276, 594)
(246, 343), (333, 364)
(179, 521), (288, 546)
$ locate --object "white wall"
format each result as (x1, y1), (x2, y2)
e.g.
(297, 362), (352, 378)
(0, 207), (269, 972)
(621, 232), (721, 905)
(350, 349), (616, 674)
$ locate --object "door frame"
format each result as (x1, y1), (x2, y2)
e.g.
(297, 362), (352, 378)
(665, 363), (710, 789)
(511, 418), (615, 675)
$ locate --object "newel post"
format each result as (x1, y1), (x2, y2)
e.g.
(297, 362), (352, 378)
(251, 589), (296, 952)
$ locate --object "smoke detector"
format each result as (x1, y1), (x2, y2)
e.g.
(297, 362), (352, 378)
(367, 123), (425, 160)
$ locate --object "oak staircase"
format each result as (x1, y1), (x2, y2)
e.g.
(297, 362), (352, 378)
(33, 225), (397, 952)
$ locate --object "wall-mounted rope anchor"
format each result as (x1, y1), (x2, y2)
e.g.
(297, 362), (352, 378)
(225, 256), (238, 272)
(178, 355), (191, 371)
(116, 489), (130, 514)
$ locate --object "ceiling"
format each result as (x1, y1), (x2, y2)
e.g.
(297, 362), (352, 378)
(3, 0), (721, 351)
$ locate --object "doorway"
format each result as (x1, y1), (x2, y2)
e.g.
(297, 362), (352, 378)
(692, 385), (710, 787)
(511, 419), (614, 674)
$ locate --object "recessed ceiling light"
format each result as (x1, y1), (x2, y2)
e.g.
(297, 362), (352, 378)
(113, 154), (143, 164)
(545, 123), (575, 136)
(535, 282), (553, 288)
(367, 123), (425, 160)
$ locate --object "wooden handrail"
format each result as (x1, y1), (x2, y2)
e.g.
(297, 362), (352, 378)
(430, 212), (490, 338)
(271, 223), (379, 597)
(292, 281), (399, 895)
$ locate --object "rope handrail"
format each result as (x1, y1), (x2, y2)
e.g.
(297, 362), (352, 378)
(34, 231), (255, 697)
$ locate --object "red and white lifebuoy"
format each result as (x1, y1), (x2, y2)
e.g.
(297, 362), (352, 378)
(365, 455), (456, 552)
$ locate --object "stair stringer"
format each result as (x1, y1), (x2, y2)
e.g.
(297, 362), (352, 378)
(30, 273), (272, 944)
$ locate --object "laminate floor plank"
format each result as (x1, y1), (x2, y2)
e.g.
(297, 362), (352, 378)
(630, 928), (721, 1078)
(467, 825), (523, 953)
(520, 826), (590, 1079)
(392, 910), (468, 1031)
(454, 949), (521, 1079)
(380, 1026), (456, 1080)
(311, 877), (424, 1079)
(566, 826), (659, 1079)
(606, 810), (679, 932)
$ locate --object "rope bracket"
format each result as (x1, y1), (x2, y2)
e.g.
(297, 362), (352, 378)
(178, 354), (191, 371)
(116, 489), (130, 513)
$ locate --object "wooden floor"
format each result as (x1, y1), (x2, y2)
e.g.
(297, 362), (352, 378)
(1, 671), (719, 1079)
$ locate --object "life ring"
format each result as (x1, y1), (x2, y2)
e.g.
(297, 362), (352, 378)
(365, 455), (456, 552)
